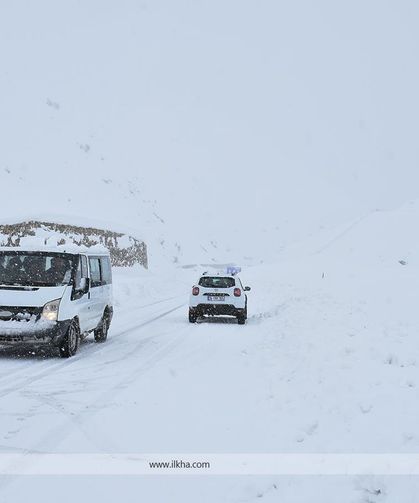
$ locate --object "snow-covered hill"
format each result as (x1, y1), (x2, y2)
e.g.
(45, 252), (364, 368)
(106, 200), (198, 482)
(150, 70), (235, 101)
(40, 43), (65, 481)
(1, 201), (419, 502)
(2, 0), (419, 268)
(1, 1), (419, 502)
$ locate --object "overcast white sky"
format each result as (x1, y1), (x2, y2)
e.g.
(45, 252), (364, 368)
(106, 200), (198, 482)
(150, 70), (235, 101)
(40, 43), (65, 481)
(0, 0), (418, 254)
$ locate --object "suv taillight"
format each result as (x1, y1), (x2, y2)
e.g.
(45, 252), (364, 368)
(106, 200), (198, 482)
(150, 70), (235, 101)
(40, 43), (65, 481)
(234, 288), (241, 297)
(192, 287), (200, 296)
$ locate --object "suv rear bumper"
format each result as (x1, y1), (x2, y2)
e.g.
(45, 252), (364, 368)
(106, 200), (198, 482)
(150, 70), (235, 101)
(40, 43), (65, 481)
(0, 320), (72, 347)
(190, 304), (246, 317)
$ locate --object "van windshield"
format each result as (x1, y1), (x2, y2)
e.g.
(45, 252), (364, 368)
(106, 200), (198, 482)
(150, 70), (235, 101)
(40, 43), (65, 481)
(0, 251), (76, 287)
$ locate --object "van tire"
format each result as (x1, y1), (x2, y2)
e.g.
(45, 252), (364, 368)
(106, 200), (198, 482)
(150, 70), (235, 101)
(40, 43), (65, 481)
(59, 321), (80, 358)
(94, 314), (109, 343)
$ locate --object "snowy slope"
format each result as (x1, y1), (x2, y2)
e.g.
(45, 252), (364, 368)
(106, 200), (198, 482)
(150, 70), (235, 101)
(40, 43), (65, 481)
(1, 1), (419, 502)
(1, 202), (419, 502)
(2, 0), (419, 268)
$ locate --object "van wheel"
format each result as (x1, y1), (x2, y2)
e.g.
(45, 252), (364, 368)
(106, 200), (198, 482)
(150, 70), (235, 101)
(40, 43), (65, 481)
(94, 314), (109, 343)
(59, 321), (80, 358)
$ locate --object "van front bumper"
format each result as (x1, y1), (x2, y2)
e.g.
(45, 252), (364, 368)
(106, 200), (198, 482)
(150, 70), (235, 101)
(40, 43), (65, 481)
(0, 320), (72, 347)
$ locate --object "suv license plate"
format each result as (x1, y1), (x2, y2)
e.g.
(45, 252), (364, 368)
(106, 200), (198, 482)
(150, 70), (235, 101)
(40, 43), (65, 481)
(208, 296), (224, 302)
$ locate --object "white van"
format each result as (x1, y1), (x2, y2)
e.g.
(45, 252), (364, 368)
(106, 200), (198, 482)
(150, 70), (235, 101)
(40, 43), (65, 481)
(0, 247), (113, 357)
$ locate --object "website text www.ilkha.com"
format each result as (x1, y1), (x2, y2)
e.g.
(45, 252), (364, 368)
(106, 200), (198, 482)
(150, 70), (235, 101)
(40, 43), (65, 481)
(3, 454), (419, 475)
(149, 459), (211, 470)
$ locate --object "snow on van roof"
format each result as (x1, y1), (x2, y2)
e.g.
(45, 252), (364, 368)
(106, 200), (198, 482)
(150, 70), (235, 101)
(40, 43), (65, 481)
(0, 244), (110, 256)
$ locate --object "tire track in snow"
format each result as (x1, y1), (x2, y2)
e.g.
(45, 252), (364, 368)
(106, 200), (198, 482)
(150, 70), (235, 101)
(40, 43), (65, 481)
(0, 301), (186, 401)
(0, 304), (188, 481)
(0, 293), (186, 386)
(31, 329), (187, 454)
(116, 293), (185, 316)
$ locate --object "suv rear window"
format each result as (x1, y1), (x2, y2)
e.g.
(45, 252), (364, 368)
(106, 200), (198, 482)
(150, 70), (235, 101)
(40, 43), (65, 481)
(198, 277), (235, 288)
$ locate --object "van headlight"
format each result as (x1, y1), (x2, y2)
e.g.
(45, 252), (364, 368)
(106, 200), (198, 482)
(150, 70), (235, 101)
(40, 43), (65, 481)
(42, 299), (61, 322)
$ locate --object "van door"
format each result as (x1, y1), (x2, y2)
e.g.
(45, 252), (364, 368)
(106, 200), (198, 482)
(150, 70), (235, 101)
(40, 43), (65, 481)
(71, 255), (93, 333)
(99, 256), (112, 311)
(88, 256), (105, 328)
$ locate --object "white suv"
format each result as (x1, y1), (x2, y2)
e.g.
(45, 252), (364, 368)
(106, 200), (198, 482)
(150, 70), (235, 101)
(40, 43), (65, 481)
(189, 273), (251, 325)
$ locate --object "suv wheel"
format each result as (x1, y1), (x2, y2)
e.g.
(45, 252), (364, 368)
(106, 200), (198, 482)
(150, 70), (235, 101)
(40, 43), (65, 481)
(59, 321), (80, 358)
(237, 304), (247, 325)
(189, 309), (197, 323)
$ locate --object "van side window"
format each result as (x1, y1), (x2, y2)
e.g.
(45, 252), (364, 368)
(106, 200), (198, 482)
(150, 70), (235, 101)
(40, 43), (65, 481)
(89, 258), (102, 287)
(74, 257), (82, 289)
(74, 255), (89, 290)
(100, 257), (112, 285)
(81, 256), (88, 278)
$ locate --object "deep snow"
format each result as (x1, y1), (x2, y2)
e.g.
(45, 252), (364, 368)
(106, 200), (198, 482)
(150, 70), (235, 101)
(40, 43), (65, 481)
(1, 202), (419, 501)
(1, 0), (419, 501)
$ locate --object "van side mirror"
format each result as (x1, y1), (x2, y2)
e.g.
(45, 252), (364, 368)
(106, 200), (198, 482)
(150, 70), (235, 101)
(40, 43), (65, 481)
(78, 277), (90, 294)
(244, 286), (251, 292)
(83, 277), (90, 293)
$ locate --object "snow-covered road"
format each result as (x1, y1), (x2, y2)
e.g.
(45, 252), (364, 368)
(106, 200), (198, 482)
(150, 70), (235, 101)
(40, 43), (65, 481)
(1, 250), (419, 502)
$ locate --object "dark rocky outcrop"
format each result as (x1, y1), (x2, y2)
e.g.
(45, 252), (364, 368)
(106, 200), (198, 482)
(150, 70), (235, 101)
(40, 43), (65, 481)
(0, 221), (147, 268)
